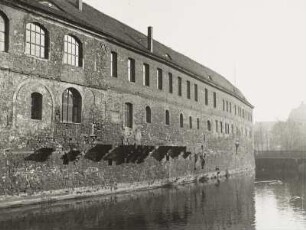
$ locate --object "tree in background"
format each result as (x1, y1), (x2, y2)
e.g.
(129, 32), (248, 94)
(270, 121), (306, 151)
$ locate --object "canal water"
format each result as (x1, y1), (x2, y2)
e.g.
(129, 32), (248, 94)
(0, 171), (305, 230)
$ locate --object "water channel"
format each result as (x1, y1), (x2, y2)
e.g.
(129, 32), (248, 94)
(0, 170), (305, 230)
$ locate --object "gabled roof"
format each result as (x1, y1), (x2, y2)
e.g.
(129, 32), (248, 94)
(4, 0), (252, 107)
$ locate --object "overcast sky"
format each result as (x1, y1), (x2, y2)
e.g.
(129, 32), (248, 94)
(85, 0), (306, 122)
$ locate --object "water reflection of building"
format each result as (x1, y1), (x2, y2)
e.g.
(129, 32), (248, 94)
(0, 175), (256, 230)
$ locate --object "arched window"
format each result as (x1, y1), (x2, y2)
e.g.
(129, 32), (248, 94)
(180, 113), (184, 128)
(25, 23), (48, 58)
(31, 93), (43, 120)
(165, 110), (170, 125)
(207, 120), (211, 131)
(0, 12), (8, 52)
(125, 103), (133, 128)
(62, 88), (82, 123)
(189, 116), (193, 129)
(145, 106), (151, 123)
(63, 35), (82, 67)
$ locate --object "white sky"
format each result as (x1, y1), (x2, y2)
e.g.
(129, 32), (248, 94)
(84, 0), (306, 122)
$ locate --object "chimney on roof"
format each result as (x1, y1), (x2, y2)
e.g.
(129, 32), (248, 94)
(77, 0), (83, 11)
(148, 26), (153, 53)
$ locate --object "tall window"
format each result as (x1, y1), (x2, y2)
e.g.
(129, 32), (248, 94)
(197, 118), (200, 130)
(165, 110), (170, 125)
(62, 88), (82, 123)
(205, 88), (208, 105)
(168, 73), (173, 93)
(31, 93), (42, 120)
(187, 81), (191, 99)
(226, 101), (229, 112)
(223, 100), (225, 111)
(128, 58), (135, 82)
(215, 120), (218, 133)
(189, 116), (192, 129)
(207, 120), (211, 131)
(213, 92), (217, 108)
(125, 103), (133, 128)
(178, 77), (182, 96)
(111, 51), (118, 77)
(143, 63), (150, 86)
(220, 121), (223, 133)
(0, 12), (8, 52)
(63, 35), (82, 67)
(157, 68), (163, 90)
(194, 84), (198, 102)
(180, 113), (184, 128)
(145, 106), (151, 123)
(25, 23), (48, 58)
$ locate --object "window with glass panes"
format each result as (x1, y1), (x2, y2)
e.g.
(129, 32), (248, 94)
(25, 23), (47, 58)
(63, 35), (82, 67)
(0, 13), (7, 52)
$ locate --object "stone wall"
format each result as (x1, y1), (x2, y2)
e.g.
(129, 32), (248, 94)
(0, 145), (255, 196)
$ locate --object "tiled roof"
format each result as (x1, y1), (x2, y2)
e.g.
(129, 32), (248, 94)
(7, 0), (252, 107)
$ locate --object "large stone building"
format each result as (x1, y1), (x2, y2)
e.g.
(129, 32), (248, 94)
(0, 0), (253, 153)
(0, 0), (255, 200)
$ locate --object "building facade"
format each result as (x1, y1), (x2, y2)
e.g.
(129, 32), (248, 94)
(0, 0), (253, 154)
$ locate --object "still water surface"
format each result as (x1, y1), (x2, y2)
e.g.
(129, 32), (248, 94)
(0, 172), (305, 230)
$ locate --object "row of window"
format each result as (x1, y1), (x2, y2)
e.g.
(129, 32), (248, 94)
(0, 11), (253, 123)
(112, 52), (200, 102)
(223, 99), (252, 121)
(125, 103), (251, 137)
(0, 12), (83, 66)
(30, 88), (251, 137)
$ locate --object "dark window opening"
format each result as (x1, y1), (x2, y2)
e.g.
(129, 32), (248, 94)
(187, 81), (191, 99)
(168, 73), (173, 93)
(178, 77), (182, 96)
(215, 120), (218, 133)
(180, 113), (184, 128)
(197, 118), (200, 129)
(189, 116), (192, 129)
(128, 58), (135, 82)
(165, 110), (170, 125)
(62, 88), (82, 123)
(205, 88), (208, 105)
(207, 120), (211, 131)
(31, 93), (43, 120)
(111, 51), (118, 77)
(157, 68), (163, 90)
(143, 63), (150, 86)
(145, 106), (151, 123)
(125, 103), (133, 128)
(213, 92), (217, 108)
(194, 84), (198, 101)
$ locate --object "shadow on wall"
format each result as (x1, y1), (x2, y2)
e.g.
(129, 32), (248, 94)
(24, 148), (54, 162)
(24, 145), (189, 165)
